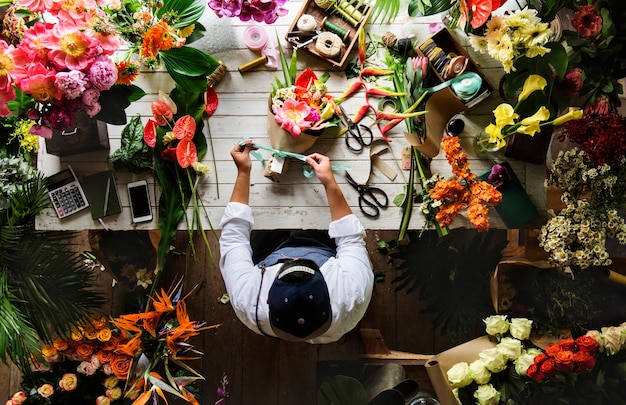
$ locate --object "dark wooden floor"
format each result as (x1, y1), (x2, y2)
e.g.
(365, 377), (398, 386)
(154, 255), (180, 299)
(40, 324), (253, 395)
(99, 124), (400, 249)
(1, 228), (488, 404)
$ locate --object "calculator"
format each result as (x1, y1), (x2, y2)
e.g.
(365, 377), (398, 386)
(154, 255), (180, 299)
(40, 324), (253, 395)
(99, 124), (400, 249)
(46, 166), (89, 218)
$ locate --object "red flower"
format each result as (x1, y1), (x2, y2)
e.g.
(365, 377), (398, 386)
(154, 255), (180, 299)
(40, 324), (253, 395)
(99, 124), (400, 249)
(573, 351), (596, 373)
(559, 339), (576, 352)
(526, 363), (545, 383)
(554, 350), (575, 372)
(575, 335), (600, 356)
(172, 114), (196, 140)
(143, 119), (157, 148)
(572, 5), (603, 38)
(176, 138), (198, 168)
(539, 358), (558, 378)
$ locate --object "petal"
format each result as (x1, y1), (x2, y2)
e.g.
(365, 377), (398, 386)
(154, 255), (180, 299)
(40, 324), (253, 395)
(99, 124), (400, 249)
(172, 115), (196, 140)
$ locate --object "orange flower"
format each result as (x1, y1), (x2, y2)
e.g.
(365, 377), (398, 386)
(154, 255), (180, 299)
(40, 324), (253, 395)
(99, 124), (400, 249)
(141, 311), (161, 338)
(75, 342), (95, 360)
(102, 335), (119, 351)
(111, 314), (142, 334)
(141, 22), (175, 58)
(83, 327), (98, 340)
(97, 349), (114, 365)
(92, 316), (108, 330)
(151, 289), (174, 313)
(53, 337), (69, 351)
(40, 344), (57, 358)
(115, 60), (140, 85)
(172, 114), (196, 140)
(115, 333), (142, 357)
(176, 137), (198, 169)
(110, 355), (132, 379)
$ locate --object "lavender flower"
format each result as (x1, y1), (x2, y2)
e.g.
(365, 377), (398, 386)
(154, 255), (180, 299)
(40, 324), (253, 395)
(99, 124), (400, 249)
(55, 70), (88, 99)
(88, 56), (118, 91)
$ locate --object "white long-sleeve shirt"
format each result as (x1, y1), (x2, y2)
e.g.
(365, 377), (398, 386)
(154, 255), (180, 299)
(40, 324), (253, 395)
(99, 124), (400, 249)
(219, 202), (374, 344)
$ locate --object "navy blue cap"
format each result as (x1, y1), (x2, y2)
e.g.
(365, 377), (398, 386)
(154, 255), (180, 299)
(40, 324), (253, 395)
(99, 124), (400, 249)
(268, 259), (332, 341)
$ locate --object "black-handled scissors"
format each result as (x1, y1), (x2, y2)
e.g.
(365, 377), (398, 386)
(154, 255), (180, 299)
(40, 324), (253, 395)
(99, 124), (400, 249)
(339, 105), (373, 153)
(345, 172), (388, 218)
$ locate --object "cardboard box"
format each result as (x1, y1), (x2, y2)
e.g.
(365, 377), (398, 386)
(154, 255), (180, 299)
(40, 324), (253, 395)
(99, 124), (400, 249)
(286, 0), (372, 68)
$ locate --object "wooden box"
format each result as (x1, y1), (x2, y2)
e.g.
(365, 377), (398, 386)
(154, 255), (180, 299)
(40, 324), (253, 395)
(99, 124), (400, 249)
(286, 0), (373, 68)
(45, 112), (109, 156)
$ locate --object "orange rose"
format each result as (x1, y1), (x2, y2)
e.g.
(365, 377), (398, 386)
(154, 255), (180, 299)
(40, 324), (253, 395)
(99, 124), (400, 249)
(71, 327), (83, 341)
(110, 355), (132, 379)
(92, 316), (108, 330)
(40, 344), (57, 358)
(53, 337), (69, 352)
(97, 350), (114, 365)
(83, 328), (99, 341)
(102, 335), (119, 351)
(75, 343), (94, 360)
(554, 350), (574, 372)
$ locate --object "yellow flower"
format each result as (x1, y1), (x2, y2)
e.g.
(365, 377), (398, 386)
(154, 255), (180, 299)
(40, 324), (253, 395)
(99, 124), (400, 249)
(177, 24), (195, 38)
(518, 75), (547, 102)
(485, 123), (506, 148)
(493, 103), (518, 127)
(516, 106), (551, 136)
(106, 387), (123, 400)
(551, 108), (583, 126)
(103, 376), (120, 389)
(192, 161), (210, 174)
(97, 327), (112, 342)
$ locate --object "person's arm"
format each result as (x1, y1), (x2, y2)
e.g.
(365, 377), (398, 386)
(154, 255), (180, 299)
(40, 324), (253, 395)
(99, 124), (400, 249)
(306, 153), (352, 221)
(228, 140), (254, 204)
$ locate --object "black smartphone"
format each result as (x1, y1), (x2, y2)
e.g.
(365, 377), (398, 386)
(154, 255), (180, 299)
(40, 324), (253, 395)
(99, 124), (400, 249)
(127, 180), (152, 223)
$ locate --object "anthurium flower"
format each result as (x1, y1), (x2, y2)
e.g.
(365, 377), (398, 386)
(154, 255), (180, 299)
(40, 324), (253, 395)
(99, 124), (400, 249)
(365, 87), (407, 97)
(517, 74), (547, 102)
(551, 108), (583, 126)
(335, 79), (364, 102)
(360, 67), (394, 76)
(172, 114), (196, 140)
(160, 147), (177, 161)
(158, 90), (177, 114)
(493, 103), (518, 127)
(143, 119), (157, 148)
(516, 106), (550, 135)
(152, 100), (173, 126)
(464, 0), (493, 29)
(272, 98), (312, 137)
(295, 68), (317, 89)
(176, 138), (198, 168)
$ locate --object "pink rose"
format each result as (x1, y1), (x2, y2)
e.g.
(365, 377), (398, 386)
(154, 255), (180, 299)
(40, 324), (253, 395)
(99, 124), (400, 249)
(37, 384), (54, 398)
(10, 391), (27, 405)
(59, 373), (78, 391)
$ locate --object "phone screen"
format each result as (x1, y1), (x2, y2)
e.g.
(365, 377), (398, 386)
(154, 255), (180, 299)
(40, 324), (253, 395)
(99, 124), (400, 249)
(129, 184), (151, 218)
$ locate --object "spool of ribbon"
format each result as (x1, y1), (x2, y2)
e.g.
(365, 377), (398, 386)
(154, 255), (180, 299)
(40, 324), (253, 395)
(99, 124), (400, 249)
(243, 25), (268, 52)
(297, 14), (318, 31)
(419, 71), (483, 101)
(239, 139), (350, 178)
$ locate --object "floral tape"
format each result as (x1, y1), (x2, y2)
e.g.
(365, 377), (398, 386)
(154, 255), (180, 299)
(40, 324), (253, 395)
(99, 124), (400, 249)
(420, 72), (482, 101)
(243, 25), (268, 52)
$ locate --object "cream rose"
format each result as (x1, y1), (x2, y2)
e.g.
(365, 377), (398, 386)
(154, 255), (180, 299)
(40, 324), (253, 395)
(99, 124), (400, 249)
(95, 395), (111, 405)
(509, 318), (533, 340)
(483, 315), (509, 336)
(479, 347), (508, 373)
(37, 384), (54, 398)
(102, 376), (119, 389)
(10, 392), (27, 405)
(447, 361), (473, 388)
(59, 373), (78, 391)
(497, 337), (523, 360)
(602, 326), (624, 355)
(106, 387), (122, 401)
(469, 359), (491, 385)
(514, 352), (536, 376)
(474, 384), (501, 405)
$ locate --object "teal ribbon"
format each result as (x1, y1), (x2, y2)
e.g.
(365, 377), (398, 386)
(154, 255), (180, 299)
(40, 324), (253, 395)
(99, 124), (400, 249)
(420, 71), (483, 101)
(238, 139), (350, 178)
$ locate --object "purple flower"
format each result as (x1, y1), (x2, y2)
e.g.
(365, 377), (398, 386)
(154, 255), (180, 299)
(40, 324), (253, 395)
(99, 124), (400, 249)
(305, 108), (321, 123)
(208, 0), (243, 18)
(85, 101), (101, 117)
(43, 106), (74, 131)
(88, 56), (118, 91)
(487, 164), (511, 188)
(55, 70), (88, 99)
(240, 0), (288, 24)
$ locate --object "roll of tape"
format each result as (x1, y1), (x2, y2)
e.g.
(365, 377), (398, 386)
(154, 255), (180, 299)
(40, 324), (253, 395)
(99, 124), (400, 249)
(443, 55), (468, 79)
(243, 25), (268, 52)
(450, 73), (482, 101)
(297, 14), (317, 31)
(315, 32), (343, 58)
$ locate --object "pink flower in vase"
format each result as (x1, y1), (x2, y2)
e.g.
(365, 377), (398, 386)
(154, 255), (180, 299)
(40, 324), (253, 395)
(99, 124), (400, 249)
(273, 98), (312, 137)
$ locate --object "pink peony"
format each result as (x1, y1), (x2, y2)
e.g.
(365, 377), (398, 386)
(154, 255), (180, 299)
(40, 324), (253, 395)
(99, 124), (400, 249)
(18, 63), (61, 102)
(43, 106), (74, 131)
(55, 70), (88, 99)
(17, 0), (55, 14)
(272, 98), (312, 137)
(88, 56), (118, 91)
(41, 20), (100, 71)
(18, 22), (53, 64)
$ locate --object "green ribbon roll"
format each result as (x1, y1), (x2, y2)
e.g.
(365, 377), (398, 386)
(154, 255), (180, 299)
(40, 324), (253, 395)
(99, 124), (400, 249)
(420, 71), (483, 101)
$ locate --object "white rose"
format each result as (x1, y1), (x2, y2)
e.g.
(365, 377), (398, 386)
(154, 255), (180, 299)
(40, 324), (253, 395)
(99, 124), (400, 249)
(497, 337), (523, 361)
(509, 318), (533, 340)
(586, 330), (603, 349)
(469, 359), (491, 385)
(474, 384), (501, 405)
(479, 347), (508, 373)
(602, 326), (624, 355)
(525, 347), (542, 357)
(447, 362), (473, 388)
(514, 352), (536, 376)
(483, 315), (509, 336)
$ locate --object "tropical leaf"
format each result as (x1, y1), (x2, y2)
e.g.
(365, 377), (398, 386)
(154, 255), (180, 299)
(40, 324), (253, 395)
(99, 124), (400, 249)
(370, 0), (401, 24)
(408, 0), (453, 17)
(317, 375), (367, 405)
(157, 0), (206, 29)
(108, 115), (154, 174)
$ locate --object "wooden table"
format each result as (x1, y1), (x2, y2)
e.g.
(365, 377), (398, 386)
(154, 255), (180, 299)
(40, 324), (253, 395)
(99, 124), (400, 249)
(35, 3), (547, 231)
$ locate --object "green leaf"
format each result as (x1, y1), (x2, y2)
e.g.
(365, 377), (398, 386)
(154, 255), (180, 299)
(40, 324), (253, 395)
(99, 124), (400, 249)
(157, 0), (206, 29)
(160, 47), (220, 76)
(108, 115), (154, 174)
(95, 84), (145, 125)
(317, 375), (367, 405)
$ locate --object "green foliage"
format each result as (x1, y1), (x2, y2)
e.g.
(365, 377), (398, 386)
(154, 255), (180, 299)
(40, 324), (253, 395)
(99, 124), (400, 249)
(95, 84), (146, 126)
(157, 0), (206, 28)
(317, 375), (367, 405)
(370, 0), (401, 24)
(0, 171), (104, 373)
(108, 115), (154, 174)
(390, 230), (508, 341)
(160, 46), (221, 92)
(408, 0), (453, 18)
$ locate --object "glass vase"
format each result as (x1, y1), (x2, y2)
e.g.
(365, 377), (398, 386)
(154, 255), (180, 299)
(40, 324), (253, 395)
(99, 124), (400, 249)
(473, 129), (505, 156)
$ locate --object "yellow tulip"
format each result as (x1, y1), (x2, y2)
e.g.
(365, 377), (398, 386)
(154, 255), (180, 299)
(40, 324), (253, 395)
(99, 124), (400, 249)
(517, 75), (547, 102)
(551, 108), (583, 126)
(493, 103), (518, 127)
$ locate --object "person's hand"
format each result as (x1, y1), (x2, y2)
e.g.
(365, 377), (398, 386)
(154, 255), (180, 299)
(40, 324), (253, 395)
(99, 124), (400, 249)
(306, 153), (336, 187)
(230, 140), (255, 173)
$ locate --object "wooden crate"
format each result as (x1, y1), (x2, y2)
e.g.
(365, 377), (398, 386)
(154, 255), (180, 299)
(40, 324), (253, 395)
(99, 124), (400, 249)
(286, 0), (373, 69)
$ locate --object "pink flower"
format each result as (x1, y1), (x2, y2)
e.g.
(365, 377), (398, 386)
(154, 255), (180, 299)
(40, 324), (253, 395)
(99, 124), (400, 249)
(29, 124), (53, 139)
(41, 20), (100, 71)
(85, 101), (101, 117)
(18, 63), (60, 102)
(95, 395), (111, 405)
(88, 56), (118, 91)
(17, 0), (55, 14)
(143, 119), (158, 148)
(82, 88), (100, 106)
(18, 22), (53, 64)
(55, 0), (99, 22)
(37, 384), (54, 398)
(10, 391), (27, 405)
(55, 70), (88, 99)
(272, 98), (312, 137)
(572, 5), (602, 38)
(584, 95), (611, 117)
(43, 106), (74, 131)
(77, 360), (97, 375)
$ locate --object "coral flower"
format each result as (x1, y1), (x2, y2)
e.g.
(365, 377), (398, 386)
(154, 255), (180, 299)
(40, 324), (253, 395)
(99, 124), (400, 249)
(151, 100), (173, 126)
(572, 5), (602, 38)
(176, 137), (198, 168)
(41, 21), (100, 71)
(141, 22), (176, 58)
(273, 98), (312, 137)
(152, 288), (175, 313)
(115, 60), (140, 85)
(172, 114), (196, 140)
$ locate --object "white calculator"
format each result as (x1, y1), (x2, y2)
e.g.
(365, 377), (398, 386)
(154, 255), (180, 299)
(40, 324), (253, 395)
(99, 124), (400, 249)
(46, 166), (89, 218)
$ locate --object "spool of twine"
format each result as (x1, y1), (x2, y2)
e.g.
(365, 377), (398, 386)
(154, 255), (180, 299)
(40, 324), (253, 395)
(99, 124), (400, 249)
(207, 60), (228, 87)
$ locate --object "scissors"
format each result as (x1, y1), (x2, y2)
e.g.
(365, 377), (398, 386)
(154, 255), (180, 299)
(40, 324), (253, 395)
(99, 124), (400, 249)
(345, 172), (388, 218)
(339, 105), (373, 153)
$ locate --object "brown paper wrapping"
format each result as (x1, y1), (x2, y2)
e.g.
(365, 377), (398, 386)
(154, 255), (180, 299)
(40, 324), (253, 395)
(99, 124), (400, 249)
(267, 114), (320, 154)
(425, 336), (496, 405)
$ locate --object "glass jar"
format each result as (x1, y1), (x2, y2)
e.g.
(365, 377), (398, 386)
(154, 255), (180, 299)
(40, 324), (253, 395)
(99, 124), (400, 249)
(473, 129), (505, 156)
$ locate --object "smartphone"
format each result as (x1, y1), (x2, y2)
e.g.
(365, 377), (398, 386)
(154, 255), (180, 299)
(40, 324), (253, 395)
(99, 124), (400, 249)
(127, 180), (153, 223)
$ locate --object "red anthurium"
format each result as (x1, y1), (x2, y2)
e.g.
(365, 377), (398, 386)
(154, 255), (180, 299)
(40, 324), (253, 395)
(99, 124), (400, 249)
(491, 0), (506, 10)
(160, 147), (177, 161)
(205, 86), (219, 115)
(172, 115), (196, 140)
(466, 0), (492, 29)
(295, 68), (318, 89)
(143, 119), (157, 148)
(151, 100), (173, 126)
(176, 138), (198, 168)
